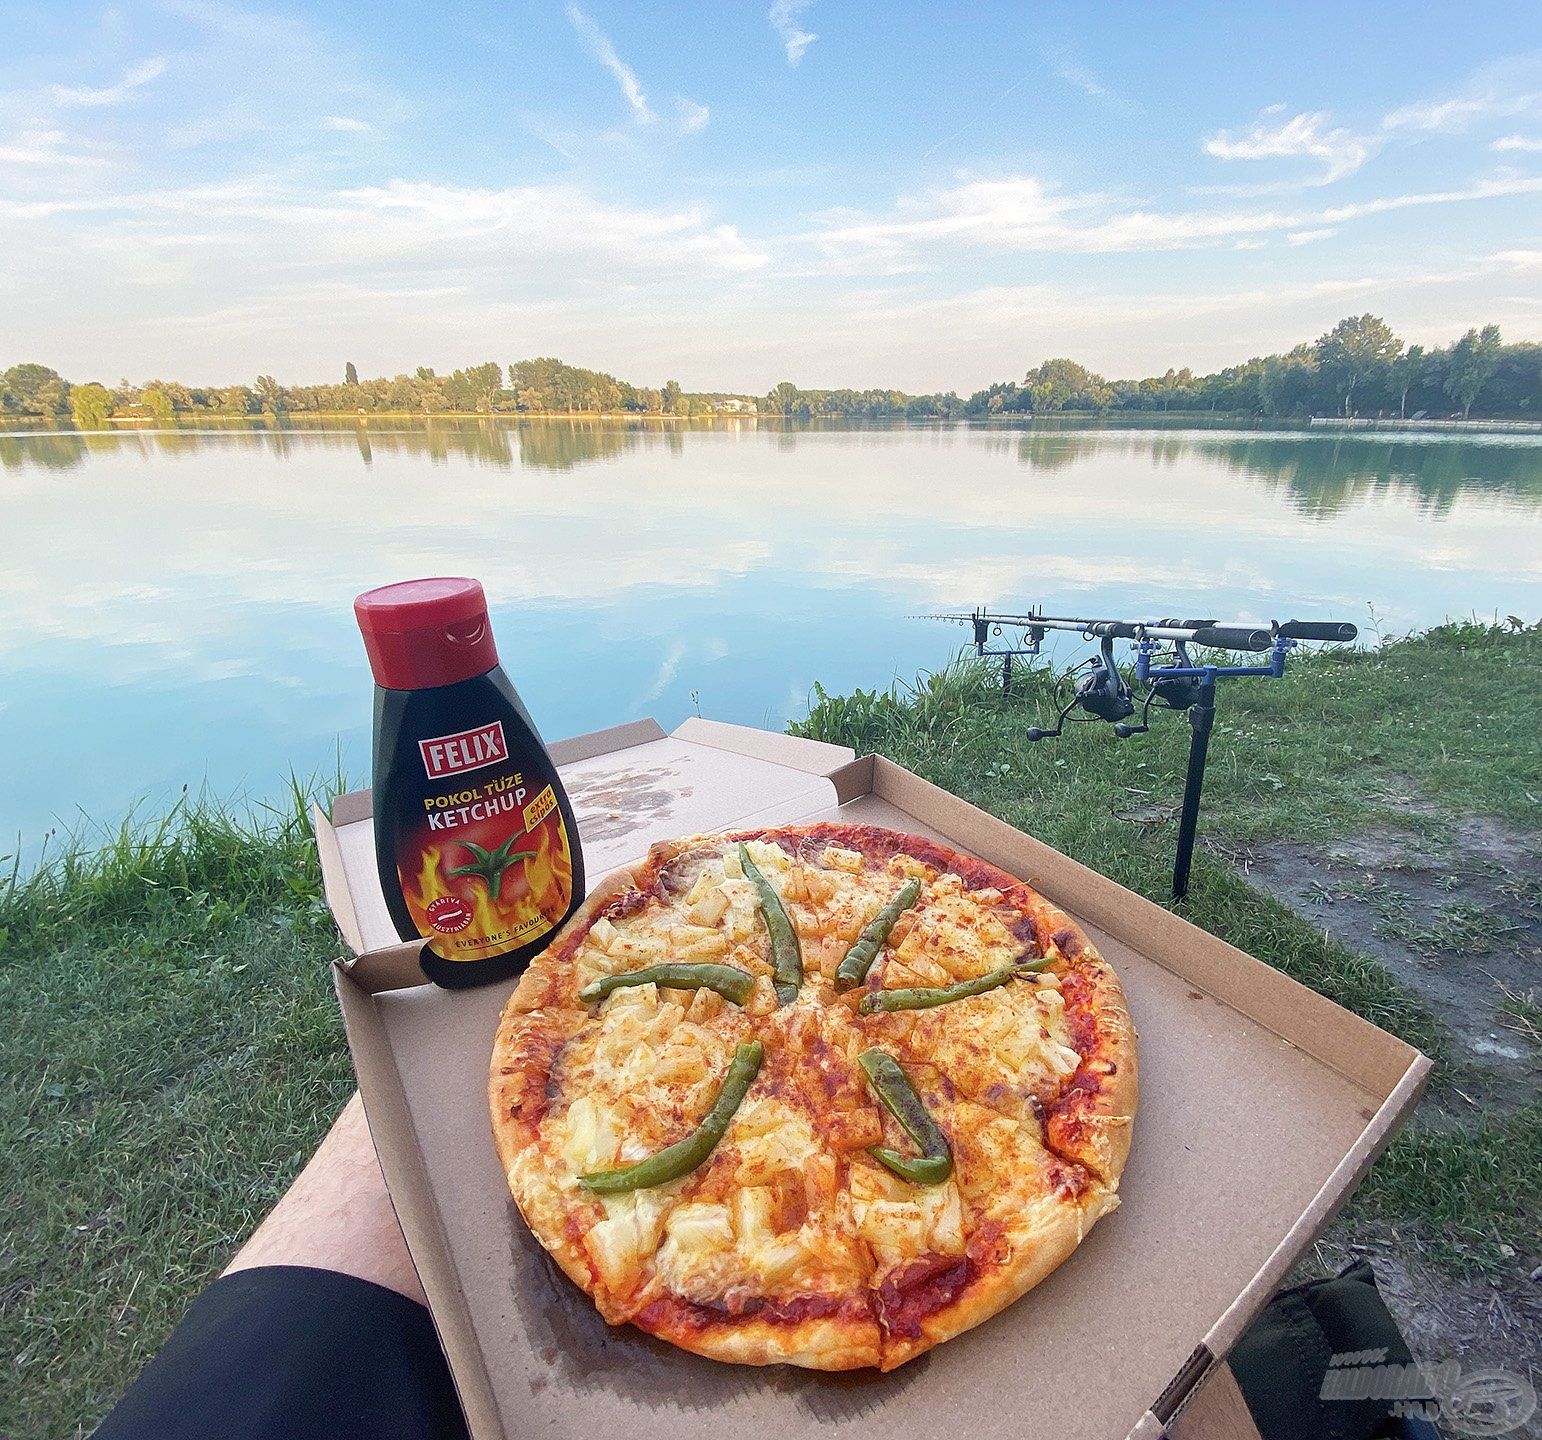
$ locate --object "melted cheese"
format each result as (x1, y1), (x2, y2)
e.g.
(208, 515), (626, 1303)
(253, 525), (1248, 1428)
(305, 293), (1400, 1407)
(898, 976), (1082, 1121)
(520, 830), (1105, 1323)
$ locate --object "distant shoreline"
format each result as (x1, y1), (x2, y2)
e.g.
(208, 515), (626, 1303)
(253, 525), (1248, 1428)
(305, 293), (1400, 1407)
(1308, 416), (1542, 434)
(6, 410), (1542, 436)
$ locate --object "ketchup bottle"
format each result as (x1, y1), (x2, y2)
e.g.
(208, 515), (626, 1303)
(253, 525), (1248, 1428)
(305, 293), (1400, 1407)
(354, 578), (585, 989)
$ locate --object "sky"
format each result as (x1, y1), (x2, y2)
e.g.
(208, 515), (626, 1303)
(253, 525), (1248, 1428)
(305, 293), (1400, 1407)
(1, 0), (1540, 393)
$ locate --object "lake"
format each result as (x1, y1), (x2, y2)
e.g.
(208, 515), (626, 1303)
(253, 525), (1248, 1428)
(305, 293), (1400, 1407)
(3, 418), (1540, 854)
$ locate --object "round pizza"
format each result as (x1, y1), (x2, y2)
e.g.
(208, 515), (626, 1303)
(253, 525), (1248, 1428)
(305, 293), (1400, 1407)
(488, 823), (1137, 1371)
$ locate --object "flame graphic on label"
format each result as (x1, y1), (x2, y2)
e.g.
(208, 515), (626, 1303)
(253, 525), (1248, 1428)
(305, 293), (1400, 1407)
(403, 819), (572, 960)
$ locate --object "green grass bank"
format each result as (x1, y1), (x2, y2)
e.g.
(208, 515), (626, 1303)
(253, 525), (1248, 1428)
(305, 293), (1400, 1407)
(3, 621), (1539, 1437)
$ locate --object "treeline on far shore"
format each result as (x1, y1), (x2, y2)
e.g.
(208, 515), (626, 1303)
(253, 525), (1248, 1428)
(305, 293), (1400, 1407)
(3, 314), (1539, 428)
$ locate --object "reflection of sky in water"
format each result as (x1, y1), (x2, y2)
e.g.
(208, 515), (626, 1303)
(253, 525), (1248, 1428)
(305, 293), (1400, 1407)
(1, 421), (1539, 849)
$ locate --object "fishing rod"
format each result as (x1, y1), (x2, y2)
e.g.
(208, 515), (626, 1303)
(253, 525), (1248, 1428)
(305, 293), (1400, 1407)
(930, 607), (1356, 647)
(923, 605), (1358, 900)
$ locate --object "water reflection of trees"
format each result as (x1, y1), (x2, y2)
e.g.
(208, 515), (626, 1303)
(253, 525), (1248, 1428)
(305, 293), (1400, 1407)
(1186, 435), (1542, 517)
(976, 432), (1080, 472)
(976, 426), (1542, 516)
(0, 431), (88, 471)
(1, 421), (1538, 516)
(516, 421), (636, 470)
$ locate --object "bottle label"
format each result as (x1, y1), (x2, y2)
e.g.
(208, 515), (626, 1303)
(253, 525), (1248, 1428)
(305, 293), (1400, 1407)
(394, 723), (575, 962)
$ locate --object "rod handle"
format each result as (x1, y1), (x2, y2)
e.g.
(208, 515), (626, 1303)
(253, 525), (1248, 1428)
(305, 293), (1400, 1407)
(1190, 625), (1272, 651)
(1274, 620), (1358, 642)
(1087, 621), (1140, 639)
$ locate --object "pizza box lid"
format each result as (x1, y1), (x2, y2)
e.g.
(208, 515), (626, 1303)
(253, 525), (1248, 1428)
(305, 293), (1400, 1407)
(313, 717), (1430, 1440)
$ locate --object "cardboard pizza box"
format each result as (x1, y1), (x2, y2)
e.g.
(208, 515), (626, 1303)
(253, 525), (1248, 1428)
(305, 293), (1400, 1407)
(313, 717), (1429, 1440)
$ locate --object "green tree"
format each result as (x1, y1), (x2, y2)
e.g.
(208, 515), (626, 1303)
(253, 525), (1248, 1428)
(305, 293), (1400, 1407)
(345, 361), (359, 386)
(1255, 358), (1291, 417)
(255, 375), (285, 417)
(964, 379), (1030, 416)
(506, 357), (629, 413)
(1026, 358), (1110, 412)
(467, 362), (502, 411)
(1, 363), (70, 416)
(69, 382), (112, 429)
(662, 379), (684, 414)
(1314, 314), (1402, 417)
(1444, 325), (1502, 419)
(763, 381), (799, 415)
(1151, 368), (1194, 411)
(142, 381), (193, 420)
(142, 387), (175, 422)
(1483, 342), (1542, 418)
(1389, 344), (1424, 419)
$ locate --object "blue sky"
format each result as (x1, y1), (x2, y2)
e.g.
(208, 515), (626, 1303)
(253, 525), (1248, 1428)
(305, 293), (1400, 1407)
(2, 1), (1539, 391)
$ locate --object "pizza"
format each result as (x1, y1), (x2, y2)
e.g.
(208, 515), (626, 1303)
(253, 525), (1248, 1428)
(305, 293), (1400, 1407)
(488, 823), (1137, 1371)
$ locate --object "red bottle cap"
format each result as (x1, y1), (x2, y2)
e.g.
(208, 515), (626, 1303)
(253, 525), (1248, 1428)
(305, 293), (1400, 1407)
(354, 577), (500, 690)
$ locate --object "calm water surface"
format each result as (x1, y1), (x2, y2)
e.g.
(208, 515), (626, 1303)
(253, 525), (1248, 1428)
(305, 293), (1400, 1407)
(3, 419), (1540, 850)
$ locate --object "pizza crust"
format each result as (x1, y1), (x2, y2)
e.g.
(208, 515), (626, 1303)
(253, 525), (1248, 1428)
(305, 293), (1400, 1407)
(1023, 893), (1140, 1185)
(1047, 957), (1139, 1186)
(634, 1294), (883, 1370)
(877, 1187), (1120, 1370)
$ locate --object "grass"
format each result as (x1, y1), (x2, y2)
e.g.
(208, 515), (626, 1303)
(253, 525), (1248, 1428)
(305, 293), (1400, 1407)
(1355, 1106), (1542, 1268)
(0, 783), (351, 1440)
(1495, 981), (1542, 1048)
(3, 621), (1538, 1437)
(793, 619), (1542, 1271)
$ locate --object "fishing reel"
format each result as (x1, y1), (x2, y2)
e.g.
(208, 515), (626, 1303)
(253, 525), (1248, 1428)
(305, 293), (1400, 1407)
(1026, 636), (1135, 740)
(1027, 622), (1219, 742)
(1109, 623), (1212, 737)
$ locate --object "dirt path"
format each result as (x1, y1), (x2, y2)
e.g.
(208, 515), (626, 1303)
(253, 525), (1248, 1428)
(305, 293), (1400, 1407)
(1239, 813), (1541, 1111)
(1237, 816), (1542, 1430)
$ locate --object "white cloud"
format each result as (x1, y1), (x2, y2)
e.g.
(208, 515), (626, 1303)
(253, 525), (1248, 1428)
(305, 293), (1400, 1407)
(1204, 108), (1375, 183)
(1287, 227), (1337, 246)
(1383, 93), (1539, 133)
(1315, 175), (1542, 224)
(50, 57), (168, 108)
(7, 214), (1538, 393)
(1489, 248), (1542, 270)
(566, 4), (654, 123)
(1492, 133), (1542, 152)
(0, 174), (770, 312)
(36, 1), (410, 162)
(1384, 96), (1490, 133)
(810, 171), (1542, 265)
(0, 127), (111, 168)
(1382, 54), (1542, 133)
(631, 640), (687, 708)
(563, 5), (708, 136)
(769, 0), (817, 66)
(675, 97), (710, 135)
(330, 179), (764, 270)
(1046, 45), (1123, 105)
(322, 115), (372, 134)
